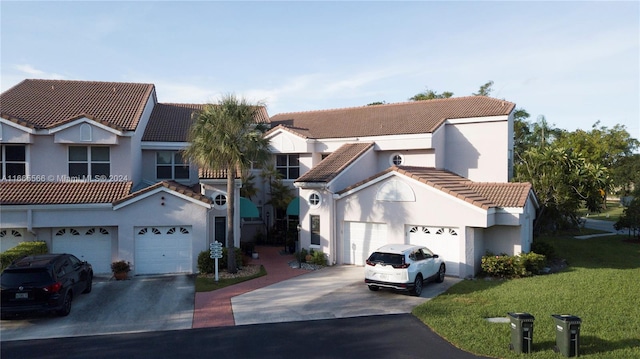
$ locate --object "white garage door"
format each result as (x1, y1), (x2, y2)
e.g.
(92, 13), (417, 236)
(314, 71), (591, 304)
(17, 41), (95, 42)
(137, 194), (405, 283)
(407, 226), (461, 277)
(343, 222), (388, 265)
(53, 227), (112, 274)
(0, 229), (26, 253)
(135, 226), (192, 275)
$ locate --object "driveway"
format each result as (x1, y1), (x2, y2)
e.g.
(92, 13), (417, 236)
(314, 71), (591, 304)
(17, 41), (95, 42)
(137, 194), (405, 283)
(0, 275), (194, 341)
(232, 265), (461, 325)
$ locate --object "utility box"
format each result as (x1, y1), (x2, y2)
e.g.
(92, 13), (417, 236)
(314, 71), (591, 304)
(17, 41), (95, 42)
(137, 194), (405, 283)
(551, 314), (582, 357)
(508, 312), (535, 354)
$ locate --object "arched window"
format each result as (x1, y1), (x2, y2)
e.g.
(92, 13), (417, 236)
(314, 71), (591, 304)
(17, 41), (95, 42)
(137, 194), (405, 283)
(80, 123), (92, 142)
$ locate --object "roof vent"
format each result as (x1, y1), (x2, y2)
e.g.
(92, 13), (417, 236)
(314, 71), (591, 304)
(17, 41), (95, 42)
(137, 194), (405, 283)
(51, 85), (55, 90)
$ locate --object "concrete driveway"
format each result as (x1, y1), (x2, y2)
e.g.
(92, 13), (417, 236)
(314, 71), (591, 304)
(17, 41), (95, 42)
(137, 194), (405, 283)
(0, 275), (194, 342)
(231, 265), (461, 325)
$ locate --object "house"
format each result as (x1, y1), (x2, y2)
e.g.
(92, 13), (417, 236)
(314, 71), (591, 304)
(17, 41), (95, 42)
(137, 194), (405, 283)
(1, 79), (537, 278)
(268, 98), (537, 278)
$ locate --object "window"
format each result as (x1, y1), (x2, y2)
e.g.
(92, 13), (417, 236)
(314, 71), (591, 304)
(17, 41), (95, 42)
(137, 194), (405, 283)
(308, 192), (321, 207)
(276, 154), (299, 180)
(1, 145), (26, 179)
(214, 194), (227, 207)
(310, 215), (320, 246)
(390, 153), (404, 166)
(69, 146), (110, 179)
(156, 151), (189, 180)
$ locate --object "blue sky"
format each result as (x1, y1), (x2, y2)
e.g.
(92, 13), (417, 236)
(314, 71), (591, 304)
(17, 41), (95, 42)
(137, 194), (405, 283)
(1, 1), (638, 140)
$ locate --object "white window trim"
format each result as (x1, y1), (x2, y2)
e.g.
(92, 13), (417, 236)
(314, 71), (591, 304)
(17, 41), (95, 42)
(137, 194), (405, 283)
(276, 154), (300, 180)
(389, 153), (404, 166)
(308, 191), (322, 208)
(68, 146), (110, 179)
(212, 193), (228, 210)
(1, 144), (29, 179)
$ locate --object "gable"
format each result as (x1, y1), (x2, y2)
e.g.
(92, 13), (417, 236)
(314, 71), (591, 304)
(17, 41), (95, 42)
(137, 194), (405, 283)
(267, 127), (312, 153)
(50, 118), (122, 144)
(0, 120), (33, 143)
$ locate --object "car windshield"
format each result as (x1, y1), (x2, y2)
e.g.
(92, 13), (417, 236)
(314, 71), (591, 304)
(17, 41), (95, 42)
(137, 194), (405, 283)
(368, 252), (404, 266)
(1, 269), (52, 287)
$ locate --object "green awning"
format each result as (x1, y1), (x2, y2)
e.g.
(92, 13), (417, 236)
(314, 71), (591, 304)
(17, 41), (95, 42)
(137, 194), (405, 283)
(286, 197), (300, 216)
(240, 197), (259, 218)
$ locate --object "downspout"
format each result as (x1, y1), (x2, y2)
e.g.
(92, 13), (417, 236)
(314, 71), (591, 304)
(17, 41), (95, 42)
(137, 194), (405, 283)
(27, 209), (37, 238)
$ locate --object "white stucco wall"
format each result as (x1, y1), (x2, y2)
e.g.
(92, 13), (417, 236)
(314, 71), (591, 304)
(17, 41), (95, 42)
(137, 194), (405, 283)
(0, 122), (33, 143)
(444, 118), (510, 182)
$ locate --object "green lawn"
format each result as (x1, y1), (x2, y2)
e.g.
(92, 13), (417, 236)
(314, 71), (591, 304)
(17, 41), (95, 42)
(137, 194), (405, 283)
(413, 235), (640, 358)
(578, 200), (625, 223)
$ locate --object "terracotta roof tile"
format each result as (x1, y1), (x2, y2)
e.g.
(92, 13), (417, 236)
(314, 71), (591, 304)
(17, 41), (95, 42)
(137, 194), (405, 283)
(0, 181), (132, 205)
(296, 143), (374, 183)
(143, 103), (270, 142)
(268, 96), (515, 139)
(0, 79), (155, 131)
(336, 166), (532, 210)
(112, 181), (211, 206)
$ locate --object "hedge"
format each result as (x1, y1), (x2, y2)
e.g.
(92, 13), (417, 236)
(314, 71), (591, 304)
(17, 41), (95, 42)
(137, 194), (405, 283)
(1, 241), (49, 271)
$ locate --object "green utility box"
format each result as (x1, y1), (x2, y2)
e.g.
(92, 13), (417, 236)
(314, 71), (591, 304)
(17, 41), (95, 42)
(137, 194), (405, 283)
(508, 312), (535, 354)
(551, 314), (582, 357)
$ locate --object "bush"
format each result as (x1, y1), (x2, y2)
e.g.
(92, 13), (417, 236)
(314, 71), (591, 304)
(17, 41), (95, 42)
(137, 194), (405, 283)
(480, 251), (547, 278)
(309, 250), (328, 266)
(1, 241), (48, 271)
(296, 248), (308, 263)
(531, 240), (556, 259)
(197, 247), (244, 274)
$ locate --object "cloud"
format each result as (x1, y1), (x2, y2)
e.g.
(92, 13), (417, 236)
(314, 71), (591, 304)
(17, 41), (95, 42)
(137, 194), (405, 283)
(13, 64), (65, 79)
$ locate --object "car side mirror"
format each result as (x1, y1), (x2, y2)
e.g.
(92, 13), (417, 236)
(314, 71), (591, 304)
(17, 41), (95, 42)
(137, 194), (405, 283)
(433, 254), (439, 258)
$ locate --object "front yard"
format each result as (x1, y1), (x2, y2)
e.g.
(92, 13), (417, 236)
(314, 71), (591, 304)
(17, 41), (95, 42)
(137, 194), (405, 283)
(413, 234), (640, 358)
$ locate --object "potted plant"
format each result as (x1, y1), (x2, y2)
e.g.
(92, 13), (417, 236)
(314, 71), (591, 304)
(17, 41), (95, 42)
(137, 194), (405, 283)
(111, 260), (131, 280)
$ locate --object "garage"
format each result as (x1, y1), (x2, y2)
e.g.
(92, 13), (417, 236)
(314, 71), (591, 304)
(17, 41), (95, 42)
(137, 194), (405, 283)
(135, 226), (192, 275)
(0, 229), (26, 253)
(52, 227), (113, 274)
(343, 222), (388, 265)
(407, 225), (461, 277)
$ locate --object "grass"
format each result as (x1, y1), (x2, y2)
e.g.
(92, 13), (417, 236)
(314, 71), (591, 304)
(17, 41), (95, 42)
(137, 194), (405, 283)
(195, 265), (266, 292)
(578, 200), (625, 223)
(413, 235), (640, 358)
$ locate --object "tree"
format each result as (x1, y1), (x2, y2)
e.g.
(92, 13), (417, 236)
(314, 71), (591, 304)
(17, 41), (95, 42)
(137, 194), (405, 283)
(184, 95), (271, 273)
(514, 144), (610, 232)
(614, 197), (640, 238)
(409, 88), (454, 101)
(473, 81), (494, 96)
(367, 101), (386, 106)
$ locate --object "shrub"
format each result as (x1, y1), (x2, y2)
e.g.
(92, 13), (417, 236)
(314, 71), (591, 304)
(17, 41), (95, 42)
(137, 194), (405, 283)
(197, 247), (244, 274)
(309, 250), (328, 266)
(480, 251), (547, 278)
(111, 260), (131, 273)
(1, 241), (48, 271)
(296, 248), (308, 263)
(531, 240), (556, 259)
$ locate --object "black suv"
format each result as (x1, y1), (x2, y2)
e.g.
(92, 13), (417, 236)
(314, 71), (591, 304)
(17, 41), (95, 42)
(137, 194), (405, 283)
(1, 254), (93, 318)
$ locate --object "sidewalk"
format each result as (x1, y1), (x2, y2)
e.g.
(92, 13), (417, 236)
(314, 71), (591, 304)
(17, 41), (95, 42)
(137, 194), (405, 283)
(192, 245), (310, 328)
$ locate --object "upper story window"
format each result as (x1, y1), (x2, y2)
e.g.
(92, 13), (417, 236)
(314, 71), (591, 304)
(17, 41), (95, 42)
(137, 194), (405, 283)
(69, 146), (110, 179)
(390, 153), (404, 166)
(156, 151), (189, 180)
(1, 145), (26, 179)
(308, 191), (321, 208)
(276, 154), (299, 180)
(213, 193), (227, 209)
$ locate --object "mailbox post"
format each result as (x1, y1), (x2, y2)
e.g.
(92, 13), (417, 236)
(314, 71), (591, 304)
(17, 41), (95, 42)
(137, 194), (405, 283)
(210, 241), (223, 281)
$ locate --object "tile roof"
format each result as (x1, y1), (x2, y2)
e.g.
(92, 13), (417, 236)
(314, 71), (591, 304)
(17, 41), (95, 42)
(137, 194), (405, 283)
(0, 79), (155, 131)
(295, 143), (375, 183)
(0, 181), (132, 205)
(112, 181), (211, 206)
(337, 166), (533, 210)
(268, 96), (515, 139)
(143, 103), (270, 142)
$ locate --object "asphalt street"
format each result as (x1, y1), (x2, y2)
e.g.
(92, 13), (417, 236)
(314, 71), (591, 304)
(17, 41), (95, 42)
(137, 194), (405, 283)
(1, 314), (491, 359)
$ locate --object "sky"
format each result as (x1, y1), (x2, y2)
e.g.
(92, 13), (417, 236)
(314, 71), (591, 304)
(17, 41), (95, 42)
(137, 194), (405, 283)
(1, 1), (638, 140)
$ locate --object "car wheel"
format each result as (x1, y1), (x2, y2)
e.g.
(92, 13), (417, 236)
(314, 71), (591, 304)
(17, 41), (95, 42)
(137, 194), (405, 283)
(435, 264), (446, 283)
(411, 274), (423, 296)
(58, 292), (72, 317)
(83, 276), (93, 294)
(368, 285), (379, 291)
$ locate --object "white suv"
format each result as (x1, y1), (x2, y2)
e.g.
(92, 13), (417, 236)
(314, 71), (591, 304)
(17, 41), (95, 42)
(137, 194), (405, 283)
(364, 244), (445, 296)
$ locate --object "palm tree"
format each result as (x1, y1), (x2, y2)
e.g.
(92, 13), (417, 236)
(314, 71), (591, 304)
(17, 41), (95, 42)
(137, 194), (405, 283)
(184, 94), (270, 273)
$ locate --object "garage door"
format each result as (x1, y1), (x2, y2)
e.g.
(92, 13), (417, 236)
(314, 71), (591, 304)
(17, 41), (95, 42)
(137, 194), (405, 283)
(407, 226), (461, 277)
(0, 229), (26, 253)
(343, 222), (388, 265)
(135, 226), (192, 275)
(53, 227), (112, 274)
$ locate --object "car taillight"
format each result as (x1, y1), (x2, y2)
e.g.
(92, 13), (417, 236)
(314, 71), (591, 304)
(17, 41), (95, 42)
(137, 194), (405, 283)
(366, 260), (375, 266)
(392, 263), (410, 269)
(44, 282), (62, 293)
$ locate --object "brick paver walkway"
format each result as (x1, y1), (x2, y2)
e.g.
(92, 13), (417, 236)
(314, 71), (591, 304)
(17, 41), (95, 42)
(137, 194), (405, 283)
(192, 245), (309, 328)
